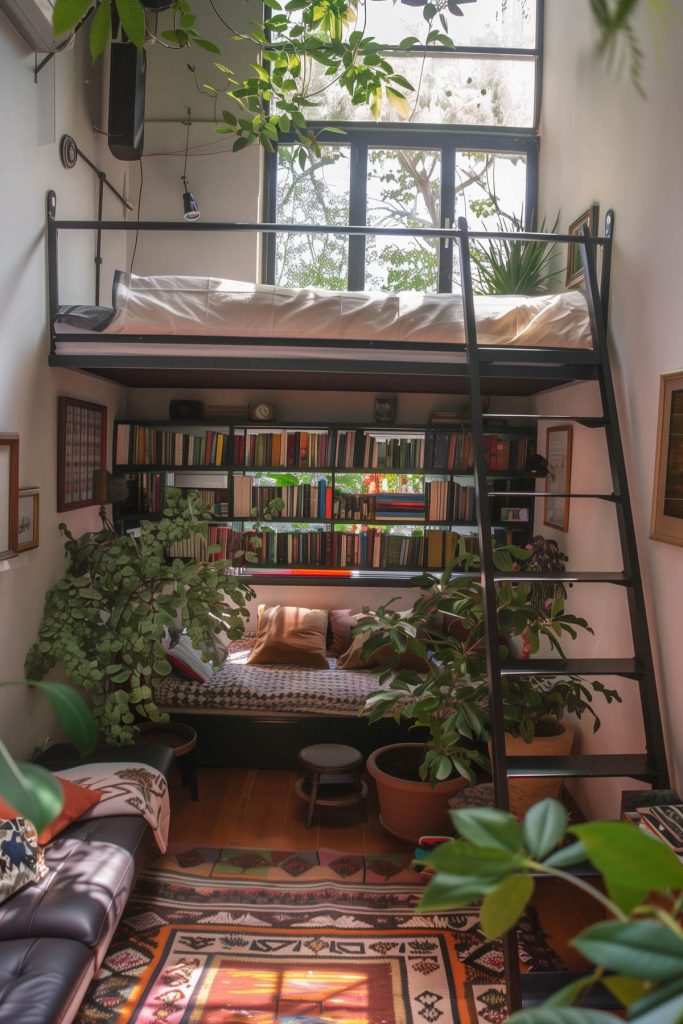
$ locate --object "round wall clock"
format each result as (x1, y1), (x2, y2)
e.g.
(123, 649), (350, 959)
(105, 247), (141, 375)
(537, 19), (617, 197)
(249, 402), (276, 422)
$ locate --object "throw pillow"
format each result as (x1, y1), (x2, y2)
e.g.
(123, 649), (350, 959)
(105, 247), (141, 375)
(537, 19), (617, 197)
(0, 817), (48, 905)
(327, 608), (356, 657)
(247, 604), (329, 668)
(0, 776), (102, 845)
(166, 632), (222, 683)
(337, 614), (429, 672)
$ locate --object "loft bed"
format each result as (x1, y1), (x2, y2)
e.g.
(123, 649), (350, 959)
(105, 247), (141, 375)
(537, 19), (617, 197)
(46, 191), (613, 395)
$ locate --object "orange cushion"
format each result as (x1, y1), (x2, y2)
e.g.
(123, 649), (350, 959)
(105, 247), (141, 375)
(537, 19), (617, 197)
(0, 776), (102, 845)
(327, 608), (356, 657)
(247, 604), (330, 668)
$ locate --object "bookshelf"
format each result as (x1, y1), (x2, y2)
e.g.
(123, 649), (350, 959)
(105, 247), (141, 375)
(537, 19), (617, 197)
(113, 420), (537, 579)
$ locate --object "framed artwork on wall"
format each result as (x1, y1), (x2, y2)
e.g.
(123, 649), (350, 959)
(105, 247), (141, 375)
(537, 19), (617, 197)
(0, 434), (19, 559)
(651, 369), (683, 546)
(16, 487), (39, 552)
(544, 425), (573, 532)
(566, 204), (599, 288)
(57, 397), (107, 512)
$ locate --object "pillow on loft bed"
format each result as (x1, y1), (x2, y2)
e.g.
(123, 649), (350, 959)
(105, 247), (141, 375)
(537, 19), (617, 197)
(247, 604), (329, 668)
(55, 304), (116, 331)
(166, 632), (226, 682)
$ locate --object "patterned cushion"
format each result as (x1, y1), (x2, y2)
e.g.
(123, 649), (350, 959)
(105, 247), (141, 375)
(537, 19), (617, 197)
(166, 633), (218, 682)
(0, 777), (102, 845)
(0, 818), (48, 905)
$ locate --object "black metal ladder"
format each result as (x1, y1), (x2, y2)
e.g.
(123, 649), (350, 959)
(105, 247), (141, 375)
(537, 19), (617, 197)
(457, 212), (670, 1012)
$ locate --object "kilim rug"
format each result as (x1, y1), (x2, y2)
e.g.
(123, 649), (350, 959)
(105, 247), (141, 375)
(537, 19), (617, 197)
(75, 846), (563, 1024)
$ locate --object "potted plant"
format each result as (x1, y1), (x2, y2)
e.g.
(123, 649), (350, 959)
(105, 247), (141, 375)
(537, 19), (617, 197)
(360, 539), (618, 838)
(25, 488), (254, 747)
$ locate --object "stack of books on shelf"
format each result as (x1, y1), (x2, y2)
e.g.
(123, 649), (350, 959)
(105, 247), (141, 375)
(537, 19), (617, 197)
(238, 481), (332, 520)
(116, 425), (230, 467)
(334, 529), (425, 569)
(167, 533), (209, 561)
(628, 803), (683, 859)
(453, 484), (476, 522)
(334, 492), (426, 522)
(483, 435), (535, 472)
(333, 431), (425, 469)
(126, 472), (166, 514)
(427, 431), (474, 472)
(426, 530), (477, 568)
(234, 429), (329, 468)
(426, 480), (450, 522)
(223, 528), (331, 567)
(192, 489), (229, 518)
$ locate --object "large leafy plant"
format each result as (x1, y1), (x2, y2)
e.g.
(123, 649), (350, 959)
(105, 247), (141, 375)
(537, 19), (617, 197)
(25, 488), (254, 746)
(421, 797), (683, 1023)
(361, 539), (618, 784)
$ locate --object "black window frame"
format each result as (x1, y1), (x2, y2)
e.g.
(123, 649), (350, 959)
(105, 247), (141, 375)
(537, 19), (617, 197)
(262, 0), (543, 290)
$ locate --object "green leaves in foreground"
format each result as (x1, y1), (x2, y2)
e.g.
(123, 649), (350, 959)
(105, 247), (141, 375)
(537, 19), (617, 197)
(0, 681), (96, 832)
(418, 797), (683, 1024)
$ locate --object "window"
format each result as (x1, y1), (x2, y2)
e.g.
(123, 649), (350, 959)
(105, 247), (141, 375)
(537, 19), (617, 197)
(263, 0), (542, 291)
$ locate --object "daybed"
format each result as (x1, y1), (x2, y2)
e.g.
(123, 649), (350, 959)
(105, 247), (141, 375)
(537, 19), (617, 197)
(0, 745), (172, 1024)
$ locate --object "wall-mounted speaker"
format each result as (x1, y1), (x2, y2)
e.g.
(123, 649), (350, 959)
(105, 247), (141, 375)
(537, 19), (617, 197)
(170, 400), (204, 421)
(108, 41), (146, 161)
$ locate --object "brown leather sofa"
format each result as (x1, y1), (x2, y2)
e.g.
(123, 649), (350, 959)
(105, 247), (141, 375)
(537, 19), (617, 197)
(0, 745), (173, 1024)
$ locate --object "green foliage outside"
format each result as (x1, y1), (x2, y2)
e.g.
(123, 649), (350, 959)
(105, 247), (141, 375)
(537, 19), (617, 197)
(421, 797), (683, 1023)
(25, 488), (254, 746)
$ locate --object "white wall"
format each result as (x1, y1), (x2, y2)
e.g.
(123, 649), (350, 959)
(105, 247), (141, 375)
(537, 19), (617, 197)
(0, 20), (126, 757)
(539, 1), (683, 812)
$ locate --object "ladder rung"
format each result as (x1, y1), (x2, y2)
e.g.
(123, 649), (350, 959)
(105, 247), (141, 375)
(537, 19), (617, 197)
(487, 491), (619, 501)
(500, 658), (642, 678)
(521, 973), (618, 1009)
(505, 754), (656, 780)
(494, 571), (631, 585)
(476, 347), (602, 366)
(482, 413), (608, 428)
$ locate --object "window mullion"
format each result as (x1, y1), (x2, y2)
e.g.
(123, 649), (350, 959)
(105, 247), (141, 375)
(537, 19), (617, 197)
(439, 141), (456, 294)
(348, 139), (368, 291)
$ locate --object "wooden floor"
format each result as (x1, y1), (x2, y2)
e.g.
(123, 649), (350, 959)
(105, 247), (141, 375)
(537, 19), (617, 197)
(168, 765), (600, 971)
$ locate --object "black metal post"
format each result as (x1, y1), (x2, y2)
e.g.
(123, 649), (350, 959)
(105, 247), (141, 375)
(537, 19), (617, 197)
(46, 190), (59, 354)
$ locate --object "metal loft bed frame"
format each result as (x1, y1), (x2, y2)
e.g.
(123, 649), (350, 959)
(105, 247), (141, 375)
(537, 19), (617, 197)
(45, 189), (614, 394)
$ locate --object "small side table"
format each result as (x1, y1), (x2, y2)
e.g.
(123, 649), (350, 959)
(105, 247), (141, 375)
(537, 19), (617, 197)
(136, 722), (198, 801)
(297, 743), (367, 829)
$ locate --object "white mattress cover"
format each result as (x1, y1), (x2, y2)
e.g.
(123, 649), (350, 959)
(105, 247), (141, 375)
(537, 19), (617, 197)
(97, 273), (592, 349)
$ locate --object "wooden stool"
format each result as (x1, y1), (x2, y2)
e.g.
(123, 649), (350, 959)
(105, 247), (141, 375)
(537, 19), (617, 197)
(136, 722), (199, 801)
(296, 743), (367, 829)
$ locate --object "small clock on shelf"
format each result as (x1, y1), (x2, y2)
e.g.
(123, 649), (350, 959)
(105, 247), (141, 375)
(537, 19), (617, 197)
(249, 402), (276, 422)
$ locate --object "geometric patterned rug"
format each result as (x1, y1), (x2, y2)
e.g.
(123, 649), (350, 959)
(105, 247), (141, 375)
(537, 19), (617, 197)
(75, 847), (563, 1024)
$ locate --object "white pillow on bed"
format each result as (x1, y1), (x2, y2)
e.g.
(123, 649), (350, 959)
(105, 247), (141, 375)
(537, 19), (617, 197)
(166, 634), (217, 683)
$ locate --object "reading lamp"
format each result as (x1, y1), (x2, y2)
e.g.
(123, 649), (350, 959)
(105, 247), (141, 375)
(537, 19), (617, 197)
(93, 470), (130, 532)
(181, 108), (200, 221)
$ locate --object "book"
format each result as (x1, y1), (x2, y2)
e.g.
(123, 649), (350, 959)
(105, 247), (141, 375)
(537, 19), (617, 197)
(636, 803), (683, 856)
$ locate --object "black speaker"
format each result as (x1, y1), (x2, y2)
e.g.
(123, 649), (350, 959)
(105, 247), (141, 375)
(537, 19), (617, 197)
(108, 42), (146, 161)
(170, 400), (204, 421)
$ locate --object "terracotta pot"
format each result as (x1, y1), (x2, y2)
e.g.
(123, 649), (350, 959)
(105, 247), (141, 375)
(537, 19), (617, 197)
(366, 743), (469, 843)
(501, 722), (575, 818)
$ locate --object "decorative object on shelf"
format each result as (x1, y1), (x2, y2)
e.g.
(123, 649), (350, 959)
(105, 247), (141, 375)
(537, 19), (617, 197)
(0, 434), (18, 560)
(651, 368), (683, 547)
(566, 203), (599, 288)
(500, 507), (529, 523)
(169, 399), (203, 421)
(26, 488), (254, 746)
(92, 470), (130, 531)
(543, 424), (573, 532)
(15, 487), (39, 552)
(57, 397), (107, 513)
(180, 108), (200, 221)
(374, 395), (397, 425)
(525, 452), (549, 478)
(248, 402), (276, 422)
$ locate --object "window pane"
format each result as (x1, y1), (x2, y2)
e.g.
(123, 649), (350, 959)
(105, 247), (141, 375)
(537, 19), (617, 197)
(274, 146), (350, 289)
(457, 151), (528, 229)
(297, 56), (535, 127)
(366, 148), (441, 292)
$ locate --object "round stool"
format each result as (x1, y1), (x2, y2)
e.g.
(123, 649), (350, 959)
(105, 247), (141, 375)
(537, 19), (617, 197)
(297, 743), (368, 829)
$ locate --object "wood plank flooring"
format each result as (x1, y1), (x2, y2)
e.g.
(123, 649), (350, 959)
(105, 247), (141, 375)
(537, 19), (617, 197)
(168, 765), (601, 971)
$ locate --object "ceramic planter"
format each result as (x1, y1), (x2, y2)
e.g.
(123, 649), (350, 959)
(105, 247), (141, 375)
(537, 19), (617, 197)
(366, 742), (469, 843)
(502, 721), (576, 818)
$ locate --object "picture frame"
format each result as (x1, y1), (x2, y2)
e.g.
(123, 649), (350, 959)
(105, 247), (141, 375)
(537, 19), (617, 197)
(566, 204), (599, 288)
(374, 395), (397, 425)
(501, 507), (530, 523)
(0, 434), (19, 559)
(57, 397), (107, 512)
(651, 370), (683, 546)
(15, 487), (39, 552)
(544, 425), (573, 532)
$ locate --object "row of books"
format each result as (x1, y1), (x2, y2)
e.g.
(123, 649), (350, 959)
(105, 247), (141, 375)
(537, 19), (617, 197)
(453, 484), (477, 523)
(234, 430), (329, 469)
(233, 479), (333, 520)
(115, 425), (231, 467)
(334, 492), (427, 522)
(427, 432), (535, 473)
(335, 530), (425, 568)
(208, 527), (331, 567)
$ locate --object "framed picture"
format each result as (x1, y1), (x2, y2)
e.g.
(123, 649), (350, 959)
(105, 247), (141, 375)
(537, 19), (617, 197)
(566, 204), (599, 288)
(374, 395), (397, 425)
(501, 507), (530, 523)
(544, 425), (573, 532)
(57, 397), (107, 512)
(651, 370), (683, 546)
(0, 434), (19, 559)
(15, 487), (39, 552)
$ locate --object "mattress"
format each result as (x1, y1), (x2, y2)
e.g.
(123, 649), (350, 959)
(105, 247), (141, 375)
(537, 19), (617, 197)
(54, 272), (593, 351)
(154, 643), (387, 716)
